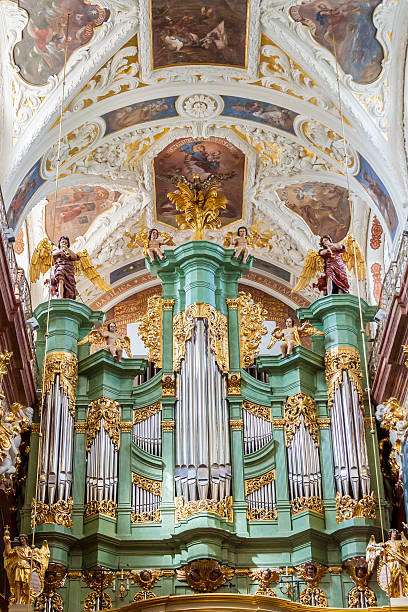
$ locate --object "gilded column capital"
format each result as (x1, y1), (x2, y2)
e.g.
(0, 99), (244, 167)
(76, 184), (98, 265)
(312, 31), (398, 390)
(162, 299), (175, 310)
(120, 422), (133, 432)
(230, 419), (243, 430)
(74, 422), (87, 433)
(225, 298), (239, 309)
(161, 420), (175, 432)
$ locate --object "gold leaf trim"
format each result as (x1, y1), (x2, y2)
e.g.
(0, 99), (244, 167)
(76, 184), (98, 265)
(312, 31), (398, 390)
(84, 500), (117, 520)
(246, 507), (277, 521)
(43, 351), (78, 417)
(271, 419), (285, 429)
(284, 392), (319, 448)
(174, 496), (233, 522)
(32, 498), (73, 528)
(243, 399), (271, 422)
(161, 420), (175, 431)
(245, 470), (275, 495)
(131, 509), (161, 523)
(138, 295), (162, 368)
(133, 401), (161, 424)
(132, 472), (162, 496)
(317, 418), (331, 428)
(238, 292), (267, 368)
(31, 423), (41, 434)
(230, 419), (243, 430)
(325, 346), (363, 411)
(74, 422), (87, 433)
(87, 396), (120, 451)
(336, 492), (376, 523)
(291, 496), (324, 516)
(227, 372), (241, 395)
(120, 421), (133, 432)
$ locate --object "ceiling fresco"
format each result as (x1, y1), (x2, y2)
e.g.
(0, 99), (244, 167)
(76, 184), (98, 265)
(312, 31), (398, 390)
(221, 97), (297, 135)
(289, 0), (384, 84)
(276, 182), (350, 243)
(102, 97), (178, 135)
(154, 137), (246, 229)
(7, 160), (43, 229)
(13, 0), (110, 86)
(45, 185), (120, 244)
(151, 0), (249, 68)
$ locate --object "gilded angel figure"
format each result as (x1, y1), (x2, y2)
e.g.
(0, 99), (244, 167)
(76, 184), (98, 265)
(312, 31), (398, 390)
(30, 236), (110, 299)
(292, 234), (366, 295)
(366, 529), (408, 598)
(267, 317), (324, 358)
(125, 228), (175, 261)
(78, 321), (131, 362)
(224, 221), (274, 264)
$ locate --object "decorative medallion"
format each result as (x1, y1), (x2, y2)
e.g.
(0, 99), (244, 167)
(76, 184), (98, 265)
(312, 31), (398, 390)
(176, 559), (234, 592)
(176, 94), (223, 119)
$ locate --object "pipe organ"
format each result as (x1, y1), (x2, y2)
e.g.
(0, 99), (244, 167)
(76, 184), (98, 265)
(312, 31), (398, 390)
(25, 242), (385, 610)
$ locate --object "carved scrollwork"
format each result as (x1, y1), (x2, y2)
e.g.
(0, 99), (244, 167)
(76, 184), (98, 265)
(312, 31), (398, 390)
(43, 352), (78, 417)
(86, 396), (120, 451)
(131, 509), (161, 523)
(246, 507), (277, 521)
(138, 295), (162, 368)
(83, 591), (111, 612)
(296, 563), (328, 607)
(84, 500), (117, 520)
(174, 495), (233, 523)
(344, 557), (377, 608)
(173, 303), (228, 373)
(284, 392), (319, 448)
(176, 559), (234, 592)
(245, 470), (275, 496)
(325, 346), (363, 411)
(132, 473), (161, 496)
(243, 399), (271, 422)
(133, 402), (161, 425)
(32, 499), (73, 528)
(238, 292), (267, 368)
(336, 492), (376, 523)
(291, 496), (324, 516)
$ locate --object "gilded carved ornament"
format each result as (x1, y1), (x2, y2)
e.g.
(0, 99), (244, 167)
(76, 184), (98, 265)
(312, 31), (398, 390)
(131, 509), (161, 523)
(36, 562), (67, 612)
(173, 303), (229, 373)
(86, 396), (121, 451)
(291, 496), (324, 516)
(132, 472), (162, 496)
(227, 372), (241, 395)
(226, 298), (239, 310)
(162, 374), (176, 397)
(324, 346), (363, 411)
(133, 401), (161, 424)
(83, 592), (111, 612)
(230, 419), (243, 430)
(344, 557), (377, 608)
(366, 530), (408, 599)
(238, 291), (267, 368)
(243, 399), (271, 422)
(120, 421), (133, 432)
(245, 470), (275, 496)
(284, 393), (319, 448)
(250, 568), (279, 596)
(161, 420), (175, 431)
(32, 498), (73, 528)
(84, 500), (117, 520)
(0, 350), (12, 377)
(138, 294), (162, 369)
(247, 507), (277, 521)
(174, 495), (233, 523)
(0, 402), (31, 462)
(376, 397), (407, 480)
(336, 492), (376, 523)
(176, 559), (234, 592)
(74, 422), (87, 433)
(43, 351), (78, 417)
(296, 563), (328, 608)
(162, 299), (175, 311)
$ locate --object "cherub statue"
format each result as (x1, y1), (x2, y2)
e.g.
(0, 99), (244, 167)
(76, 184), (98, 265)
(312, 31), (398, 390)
(292, 234), (366, 295)
(224, 220), (274, 263)
(366, 529), (408, 598)
(295, 562), (328, 607)
(344, 557), (377, 608)
(30, 236), (110, 299)
(249, 568), (279, 596)
(267, 317), (324, 358)
(125, 228), (175, 261)
(78, 322), (131, 362)
(3, 527), (49, 604)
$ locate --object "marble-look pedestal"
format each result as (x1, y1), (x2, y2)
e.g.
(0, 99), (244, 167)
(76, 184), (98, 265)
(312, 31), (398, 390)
(9, 604), (32, 612)
(390, 596), (408, 605)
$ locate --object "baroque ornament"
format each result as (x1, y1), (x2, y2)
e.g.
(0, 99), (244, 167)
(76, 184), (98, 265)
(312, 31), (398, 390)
(344, 557), (377, 608)
(227, 372), (241, 395)
(243, 400), (271, 422)
(0, 402), (31, 463)
(324, 346), (364, 411)
(173, 303), (228, 373)
(291, 496), (324, 516)
(133, 402), (161, 425)
(43, 352), (78, 416)
(32, 499), (73, 528)
(162, 374), (176, 397)
(138, 295), (162, 368)
(84, 500), (117, 520)
(250, 568), (279, 596)
(366, 529), (408, 598)
(238, 292), (267, 368)
(284, 393), (319, 448)
(174, 496), (233, 523)
(176, 94), (222, 119)
(245, 470), (275, 496)
(36, 562), (67, 612)
(132, 473), (162, 497)
(296, 563), (328, 608)
(247, 507), (277, 521)
(131, 509), (161, 524)
(176, 559), (234, 592)
(86, 397), (121, 451)
(336, 492), (376, 523)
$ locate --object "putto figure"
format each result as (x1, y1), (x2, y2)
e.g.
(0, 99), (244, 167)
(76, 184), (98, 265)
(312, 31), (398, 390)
(3, 527), (49, 604)
(125, 227), (175, 261)
(224, 220), (274, 263)
(232, 226), (250, 263)
(78, 322), (131, 362)
(267, 317), (324, 358)
(366, 529), (408, 599)
(292, 234), (366, 295)
(30, 236), (110, 298)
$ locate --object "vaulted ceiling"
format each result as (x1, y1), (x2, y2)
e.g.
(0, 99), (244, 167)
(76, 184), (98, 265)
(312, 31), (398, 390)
(1, 0), (406, 310)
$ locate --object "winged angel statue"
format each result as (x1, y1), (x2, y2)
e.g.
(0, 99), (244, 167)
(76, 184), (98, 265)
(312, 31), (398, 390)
(30, 236), (110, 299)
(366, 529), (408, 598)
(292, 234), (366, 295)
(223, 221), (274, 263)
(267, 317), (324, 358)
(125, 228), (175, 262)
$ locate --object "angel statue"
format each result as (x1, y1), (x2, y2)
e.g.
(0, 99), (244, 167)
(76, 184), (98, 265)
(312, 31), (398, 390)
(125, 228), (175, 262)
(267, 317), (324, 358)
(292, 234), (366, 295)
(366, 529), (408, 598)
(78, 321), (131, 362)
(30, 236), (110, 299)
(3, 527), (49, 604)
(224, 221), (274, 264)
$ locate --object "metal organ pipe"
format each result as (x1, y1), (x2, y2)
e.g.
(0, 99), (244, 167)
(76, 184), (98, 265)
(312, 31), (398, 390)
(286, 414), (322, 501)
(243, 409), (273, 455)
(86, 418), (119, 504)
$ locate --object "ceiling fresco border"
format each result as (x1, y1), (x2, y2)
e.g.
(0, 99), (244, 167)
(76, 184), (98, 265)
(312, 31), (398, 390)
(138, 0), (261, 82)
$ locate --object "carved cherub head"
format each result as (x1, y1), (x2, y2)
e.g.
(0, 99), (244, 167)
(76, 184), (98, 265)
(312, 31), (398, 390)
(237, 226), (248, 237)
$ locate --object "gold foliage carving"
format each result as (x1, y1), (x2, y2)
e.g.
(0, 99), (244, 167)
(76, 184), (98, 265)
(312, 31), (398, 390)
(296, 563), (328, 607)
(131, 569), (162, 591)
(300, 587), (328, 607)
(246, 507), (277, 521)
(245, 470), (275, 496)
(161, 420), (175, 431)
(0, 350), (12, 376)
(86, 396), (120, 451)
(173, 303), (228, 373)
(43, 351), (78, 417)
(132, 473), (162, 496)
(291, 496), (324, 516)
(133, 401), (161, 424)
(227, 372), (241, 395)
(138, 295), (162, 368)
(32, 498), (73, 528)
(82, 569), (115, 590)
(132, 590), (157, 601)
(238, 291), (267, 368)
(84, 500), (117, 520)
(226, 298), (239, 310)
(162, 374), (176, 397)
(284, 392), (319, 448)
(0, 402), (30, 462)
(131, 509), (161, 523)
(243, 399), (271, 422)
(336, 492), (376, 523)
(174, 496), (233, 522)
(176, 559), (234, 592)
(325, 346), (363, 411)
(83, 592), (111, 612)
(36, 593), (63, 612)
(230, 419), (243, 430)
(120, 421), (133, 432)
(74, 422), (87, 433)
